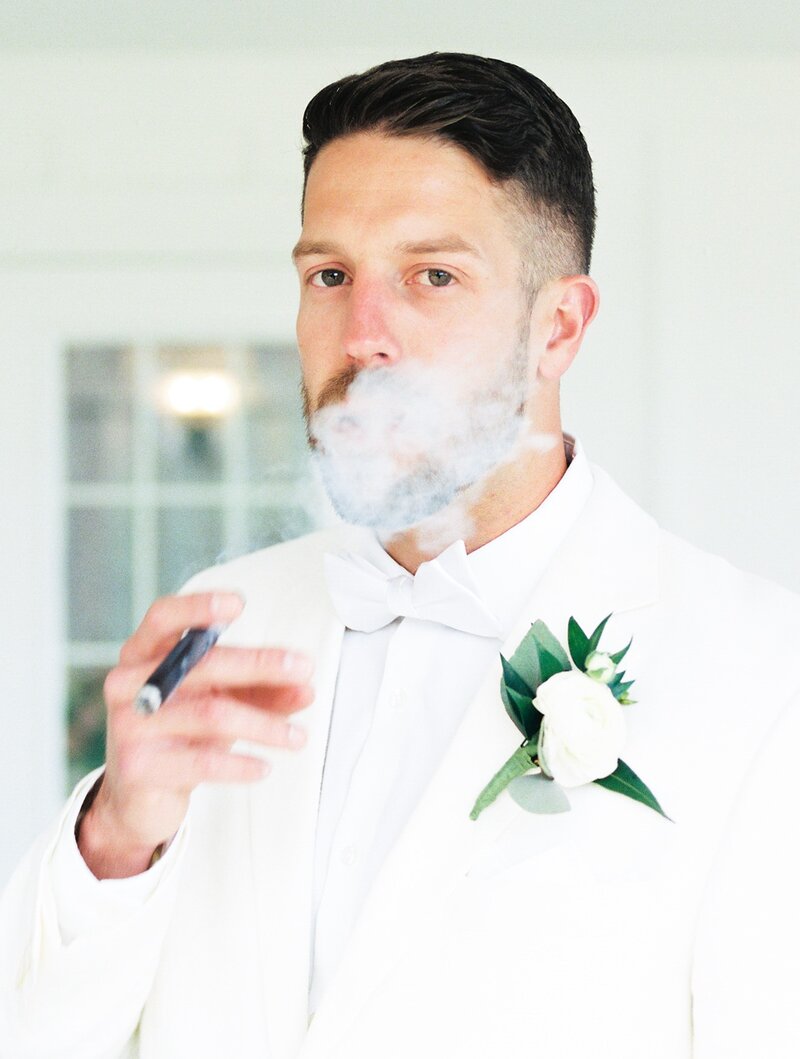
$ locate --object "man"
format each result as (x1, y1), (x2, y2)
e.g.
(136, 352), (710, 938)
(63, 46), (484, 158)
(2, 52), (799, 1059)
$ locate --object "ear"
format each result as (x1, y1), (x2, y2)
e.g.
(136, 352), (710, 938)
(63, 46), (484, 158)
(535, 276), (600, 381)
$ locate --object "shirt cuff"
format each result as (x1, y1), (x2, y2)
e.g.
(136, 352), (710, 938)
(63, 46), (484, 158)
(49, 767), (189, 945)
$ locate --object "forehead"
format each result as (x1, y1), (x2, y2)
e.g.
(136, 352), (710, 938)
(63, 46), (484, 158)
(301, 131), (520, 251)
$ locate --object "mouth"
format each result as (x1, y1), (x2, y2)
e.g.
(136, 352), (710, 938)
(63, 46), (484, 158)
(310, 404), (367, 454)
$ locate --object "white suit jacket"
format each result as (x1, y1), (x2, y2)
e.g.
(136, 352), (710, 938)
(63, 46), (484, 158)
(3, 463), (800, 1059)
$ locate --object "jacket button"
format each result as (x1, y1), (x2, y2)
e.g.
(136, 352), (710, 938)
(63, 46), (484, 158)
(340, 844), (358, 866)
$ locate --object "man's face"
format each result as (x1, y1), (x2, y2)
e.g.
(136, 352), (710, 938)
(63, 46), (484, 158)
(293, 131), (538, 534)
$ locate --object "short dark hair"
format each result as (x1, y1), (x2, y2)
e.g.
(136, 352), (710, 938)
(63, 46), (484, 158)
(301, 52), (596, 292)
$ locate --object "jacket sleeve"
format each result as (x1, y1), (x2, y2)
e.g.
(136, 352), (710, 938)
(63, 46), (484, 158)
(692, 686), (800, 1058)
(0, 768), (190, 1059)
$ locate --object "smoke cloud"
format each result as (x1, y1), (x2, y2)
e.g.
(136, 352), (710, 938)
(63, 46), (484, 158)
(305, 331), (555, 548)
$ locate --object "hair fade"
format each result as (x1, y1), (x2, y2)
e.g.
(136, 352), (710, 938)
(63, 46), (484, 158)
(301, 52), (596, 289)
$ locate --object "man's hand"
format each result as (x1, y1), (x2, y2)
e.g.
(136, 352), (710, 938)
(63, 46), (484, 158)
(77, 592), (314, 880)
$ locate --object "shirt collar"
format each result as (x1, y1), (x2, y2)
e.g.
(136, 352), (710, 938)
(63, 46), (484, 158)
(466, 432), (593, 636)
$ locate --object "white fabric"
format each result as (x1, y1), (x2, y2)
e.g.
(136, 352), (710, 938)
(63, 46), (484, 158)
(49, 771), (187, 945)
(310, 436), (593, 1012)
(42, 434), (592, 1020)
(2, 442), (800, 1059)
(323, 540), (504, 636)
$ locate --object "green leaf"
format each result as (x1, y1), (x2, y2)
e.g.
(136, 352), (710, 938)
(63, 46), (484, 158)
(567, 616), (591, 670)
(609, 637), (632, 665)
(594, 758), (671, 820)
(606, 669), (626, 693)
(500, 655), (535, 699)
(530, 620), (571, 672)
(586, 613), (613, 655)
(505, 630), (542, 694)
(500, 679), (525, 736)
(529, 620), (572, 687)
(508, 773), (571, 815)
(536, 645), (571, 684)
(607, 674), (635, 702)
(470, 744), (537, 820)
(504, 683), (542, 741)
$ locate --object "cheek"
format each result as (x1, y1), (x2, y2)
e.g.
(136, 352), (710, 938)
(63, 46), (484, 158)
(296, 308), (341, 385)
(439, 290), (525, 358)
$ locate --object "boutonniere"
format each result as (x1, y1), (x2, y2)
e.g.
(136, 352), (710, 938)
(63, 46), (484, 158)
(469, 614), (669, 821)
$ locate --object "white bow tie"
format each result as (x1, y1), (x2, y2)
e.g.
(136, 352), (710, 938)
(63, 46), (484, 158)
(324, 539), (503, 637)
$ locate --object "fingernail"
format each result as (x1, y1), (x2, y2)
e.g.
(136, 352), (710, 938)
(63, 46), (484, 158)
(288, 725), (307, 748)
(282, 651), (313, 679)
(211, 592), (245, 620)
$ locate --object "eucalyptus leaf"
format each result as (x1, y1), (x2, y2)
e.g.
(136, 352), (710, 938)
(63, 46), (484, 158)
(586, 613), (612, 654)
(505, 629), (542, 694)
(567, 616), (590, 670)
(594, 758), (671, 820)
(508, 773), (571, 814)
(530, 620), (571, 671)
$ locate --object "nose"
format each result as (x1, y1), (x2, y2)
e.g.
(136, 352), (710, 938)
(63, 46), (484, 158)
(342, 278), (401, 367)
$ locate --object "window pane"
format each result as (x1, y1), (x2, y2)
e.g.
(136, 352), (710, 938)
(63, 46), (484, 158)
(157, 507), (224, 594)
(155, 346), (229, 482)
(68, 508), (132, 640)
(157, 417), (226, 482)
(243, 346), (309, 481)
(67, 667), (107, 789)
(67, 345), (133, 482)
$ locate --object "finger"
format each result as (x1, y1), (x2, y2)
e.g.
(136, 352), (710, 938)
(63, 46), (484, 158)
(180, 645), (314, 690)
(118, 593), (245, 666)
(228, 683), (315, 716)
(152, 693), (309, 749)
(121, 737), (272, 789)
(104, 650), (314, 712)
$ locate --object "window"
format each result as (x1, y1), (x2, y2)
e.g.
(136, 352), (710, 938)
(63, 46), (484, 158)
(65, 342), (319, 789)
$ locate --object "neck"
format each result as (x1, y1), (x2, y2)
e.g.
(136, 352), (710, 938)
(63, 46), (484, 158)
(383, 418), (568, 575)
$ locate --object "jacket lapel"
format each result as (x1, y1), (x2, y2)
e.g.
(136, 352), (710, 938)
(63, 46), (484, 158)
(248, 621), (342, 1059)
(301, 464), (660, 1055)
(240, 534), (348, 1059)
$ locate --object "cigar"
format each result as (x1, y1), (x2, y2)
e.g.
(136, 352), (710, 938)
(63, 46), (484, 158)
(134, 625), (226, 715)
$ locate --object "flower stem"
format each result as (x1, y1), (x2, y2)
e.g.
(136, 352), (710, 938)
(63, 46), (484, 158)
(469, 743), (537, 821)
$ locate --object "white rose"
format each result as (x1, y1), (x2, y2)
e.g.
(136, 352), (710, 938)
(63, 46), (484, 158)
(534, 670), (625, 788)
(584, 649), (617, 683)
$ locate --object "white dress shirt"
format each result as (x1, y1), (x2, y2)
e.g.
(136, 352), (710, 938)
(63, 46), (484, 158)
(49, 433), (593, 1021)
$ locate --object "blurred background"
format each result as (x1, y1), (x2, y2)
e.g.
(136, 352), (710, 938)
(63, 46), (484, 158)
(1, 0), (798, 883)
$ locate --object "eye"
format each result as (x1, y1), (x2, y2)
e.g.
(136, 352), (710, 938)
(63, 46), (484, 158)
(409, 268), (453, 290)
(310, 269), (348, 288)
(418, 268), (455, 288)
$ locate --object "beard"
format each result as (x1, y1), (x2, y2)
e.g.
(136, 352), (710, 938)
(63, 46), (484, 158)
(303, 332), (531, 537)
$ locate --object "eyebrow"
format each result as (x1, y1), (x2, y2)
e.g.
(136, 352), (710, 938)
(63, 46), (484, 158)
(291, 235), (483, 262)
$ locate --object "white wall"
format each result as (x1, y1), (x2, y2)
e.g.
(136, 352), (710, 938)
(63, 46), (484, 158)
(1, 47), (798, 882)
